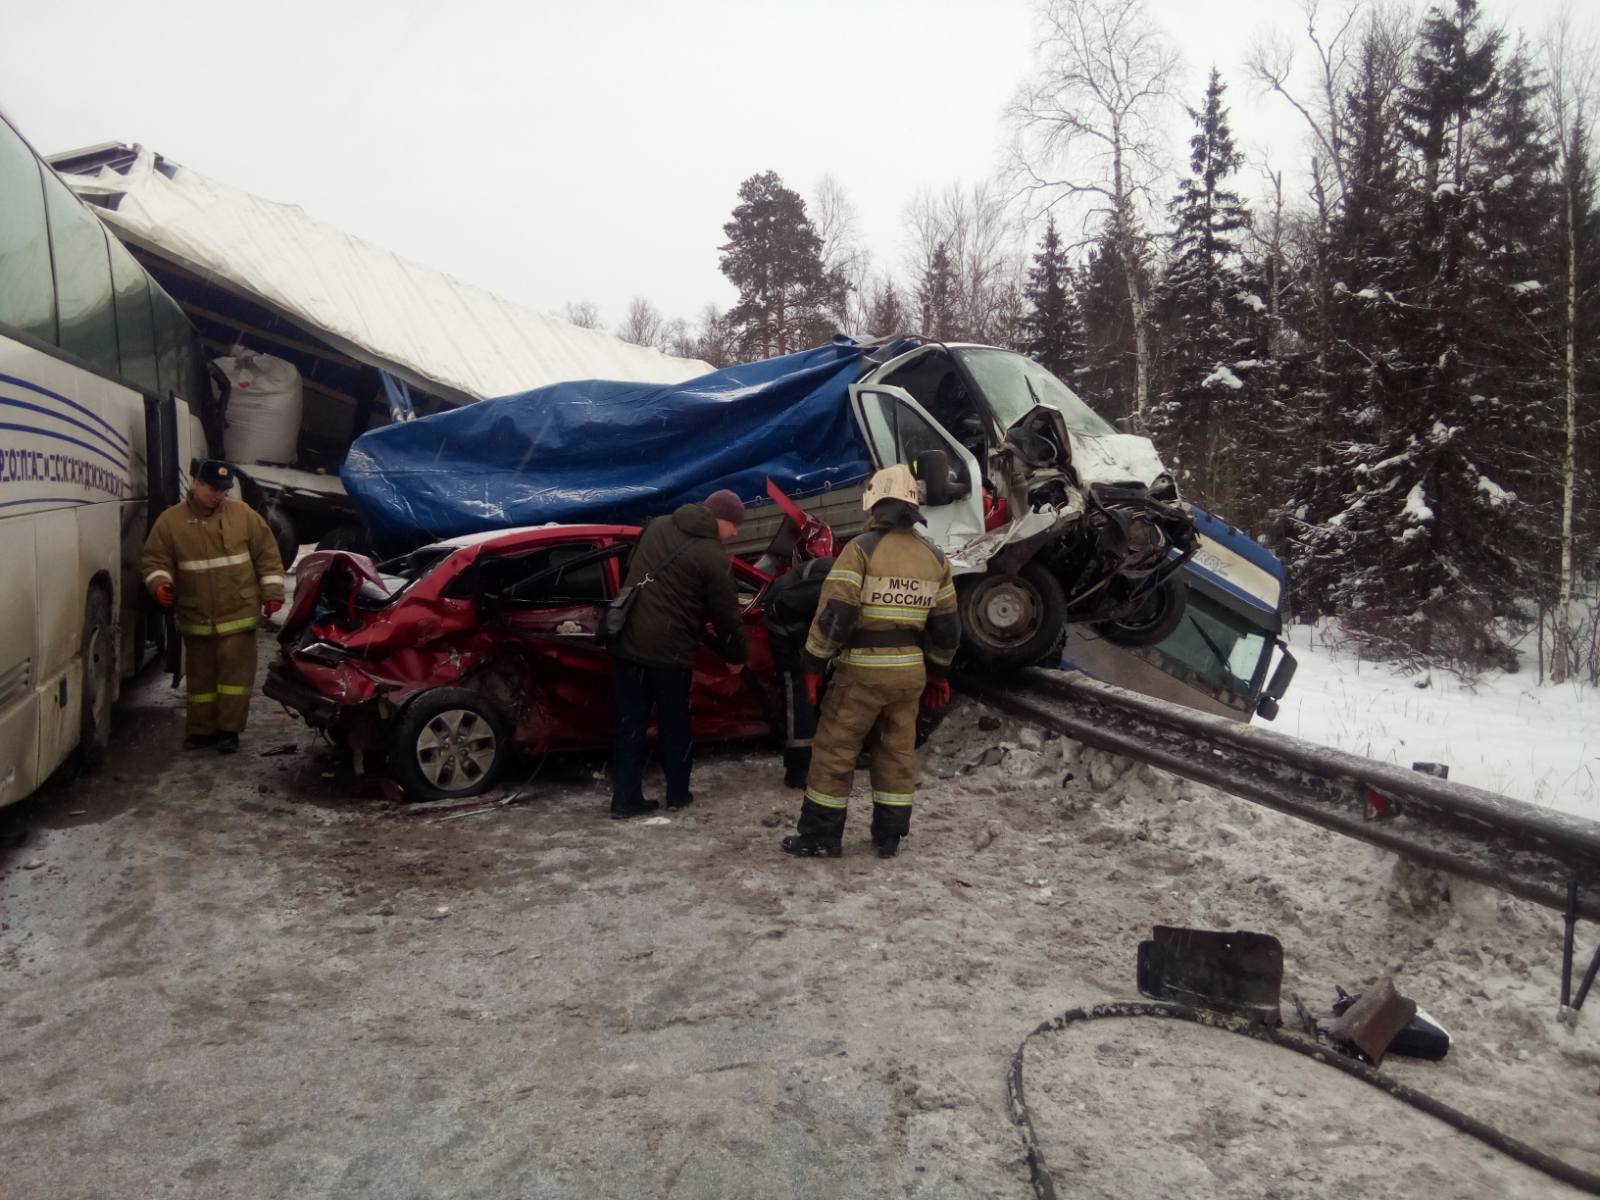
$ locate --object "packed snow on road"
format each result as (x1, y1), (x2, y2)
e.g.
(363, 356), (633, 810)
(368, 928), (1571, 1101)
(3, 628), (1596, 1199)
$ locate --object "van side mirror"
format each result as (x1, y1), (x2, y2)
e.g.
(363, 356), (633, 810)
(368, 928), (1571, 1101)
(913, 449), (970, 505)
(1265, 646), (1297, 700)
(1256, 694), (1280, 721)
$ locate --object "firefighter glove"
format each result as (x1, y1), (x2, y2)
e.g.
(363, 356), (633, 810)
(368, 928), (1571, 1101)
(805, 672), (823, 707)
(921, 677), (951, 712)
(155, 582), (176, 609)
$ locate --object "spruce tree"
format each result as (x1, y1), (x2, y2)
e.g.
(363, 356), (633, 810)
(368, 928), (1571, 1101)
(1550, 111), (1600, 678)
(1077, 233), (1142, 424)
(719, 171), (845, 359)
(864, 278), (909, 337)
(1284, 27), (1414, 620)
(1475, 46), (1563, 616)
(1153, 68), (1257, 514)
(1021, 214), (1084, 380)
(1320, 0), (1520, 665)
(917, 242), (957, 340)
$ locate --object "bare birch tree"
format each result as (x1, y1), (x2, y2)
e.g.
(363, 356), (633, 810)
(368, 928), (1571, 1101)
(1543, 8), (1599, 682)
(812, 175), (871, 333)
(1246, 158), (1290, 358)
(1008, 0), (1178, 427)
(694, 303), (737, 368)
(1246, 0), (1364, 212)
(563, 300), (603, 330)
(617, 296), (665, 348)
(903, 182), (1024, 343)
(1246, 1), (1412, 369)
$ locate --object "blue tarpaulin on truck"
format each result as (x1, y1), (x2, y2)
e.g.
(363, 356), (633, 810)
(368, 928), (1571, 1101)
(341, 340), (877, 545)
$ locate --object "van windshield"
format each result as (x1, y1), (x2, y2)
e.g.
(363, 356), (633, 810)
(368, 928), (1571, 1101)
(954, 347), (1117, 437)
(1155, 592), (1272, 699)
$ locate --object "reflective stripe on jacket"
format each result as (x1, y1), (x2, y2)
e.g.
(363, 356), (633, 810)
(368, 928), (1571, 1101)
(141, 495), (286, 637)
(801, 522), (960, 688)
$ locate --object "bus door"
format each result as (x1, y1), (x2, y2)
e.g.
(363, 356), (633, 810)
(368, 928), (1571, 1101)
(144, 393), (182, 677)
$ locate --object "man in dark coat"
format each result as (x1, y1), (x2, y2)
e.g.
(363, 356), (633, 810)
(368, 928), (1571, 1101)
(609, 490), (750, 818)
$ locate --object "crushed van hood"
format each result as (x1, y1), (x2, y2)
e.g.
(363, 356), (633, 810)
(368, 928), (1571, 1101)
(1066, 432), (1169, 488)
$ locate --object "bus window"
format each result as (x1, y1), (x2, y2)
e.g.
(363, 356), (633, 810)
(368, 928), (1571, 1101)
(40, 168), (119, 375)
(152, 288), (186, 399)
(108, 237), (158, 393)
(0, 118), (56, 341)
(181, 329), (209, 410)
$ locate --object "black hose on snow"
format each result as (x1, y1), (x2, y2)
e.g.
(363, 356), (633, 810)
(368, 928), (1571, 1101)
(1007, 1000), (1600, 1200)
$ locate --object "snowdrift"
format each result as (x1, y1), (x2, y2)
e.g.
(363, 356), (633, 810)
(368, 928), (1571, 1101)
(342, 341), (877, 545)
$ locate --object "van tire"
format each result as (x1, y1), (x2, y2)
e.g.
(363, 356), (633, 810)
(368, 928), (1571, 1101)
(316, 523), (372, 555)
(265, 506), (298, 573)
(1095, 578), (1187, 647)
(957, 560), (1068, 673)
(77, 588), (115, 773)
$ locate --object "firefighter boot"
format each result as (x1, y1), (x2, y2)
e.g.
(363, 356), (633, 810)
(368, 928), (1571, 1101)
(784, 795), (845, 858)
(781, 835), (842, 858)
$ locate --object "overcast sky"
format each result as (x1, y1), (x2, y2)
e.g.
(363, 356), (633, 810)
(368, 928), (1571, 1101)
(2, 0), (1587, 334)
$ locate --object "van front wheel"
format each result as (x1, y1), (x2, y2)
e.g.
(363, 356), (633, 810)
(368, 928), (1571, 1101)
(957, 561), (1067, 673)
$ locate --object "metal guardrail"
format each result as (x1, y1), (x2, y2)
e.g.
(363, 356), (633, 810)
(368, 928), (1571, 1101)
(957, 668), (1600, 924)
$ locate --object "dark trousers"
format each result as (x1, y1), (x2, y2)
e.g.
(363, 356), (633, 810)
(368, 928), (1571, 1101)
(611, 659), (694, 810)
(779, 665), (819, 779)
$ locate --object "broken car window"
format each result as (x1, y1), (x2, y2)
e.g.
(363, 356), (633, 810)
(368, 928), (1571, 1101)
(482, 543), (616, 608)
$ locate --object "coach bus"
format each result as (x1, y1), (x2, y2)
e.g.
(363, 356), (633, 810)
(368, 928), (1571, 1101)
(1, 109), (208, 807)
(1060, 506), (1297, 722)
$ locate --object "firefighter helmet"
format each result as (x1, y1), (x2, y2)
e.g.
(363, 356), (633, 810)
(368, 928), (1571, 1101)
(861, 464), (923, 512)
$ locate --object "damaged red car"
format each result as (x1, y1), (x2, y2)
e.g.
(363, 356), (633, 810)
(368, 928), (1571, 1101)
(265, 519), (821, 800)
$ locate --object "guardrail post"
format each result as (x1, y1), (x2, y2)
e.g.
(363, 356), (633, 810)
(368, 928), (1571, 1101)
(1562, 880), (1578, 1010)
(1575, 942), (1600, 1013)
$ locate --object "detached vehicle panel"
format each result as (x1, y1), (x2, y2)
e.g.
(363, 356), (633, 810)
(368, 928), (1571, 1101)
(266, 525), (782, 800)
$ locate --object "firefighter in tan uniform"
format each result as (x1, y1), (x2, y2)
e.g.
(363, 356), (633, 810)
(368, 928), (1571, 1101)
(141, 460), (286, 753)
(781, 465), (961, 859)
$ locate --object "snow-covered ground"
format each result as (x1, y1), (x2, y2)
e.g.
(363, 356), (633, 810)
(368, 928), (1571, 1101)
(1277, 623), (1598, 820)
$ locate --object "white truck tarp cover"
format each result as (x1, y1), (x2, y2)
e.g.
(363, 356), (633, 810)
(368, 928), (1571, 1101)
(60, 149), (711, 403)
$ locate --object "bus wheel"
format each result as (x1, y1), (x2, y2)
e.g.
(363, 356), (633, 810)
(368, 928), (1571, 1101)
(1095, 578), (1187, 647)
(77, 588), (115, 772)
(957, 560), (1068, 673)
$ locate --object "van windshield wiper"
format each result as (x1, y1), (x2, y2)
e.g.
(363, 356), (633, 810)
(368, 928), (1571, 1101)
(1189, 616), (1232, 679)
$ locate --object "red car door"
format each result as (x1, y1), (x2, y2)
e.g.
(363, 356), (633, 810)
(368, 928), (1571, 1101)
(477, 538), (626, 753)
(689, 558), (779, 744)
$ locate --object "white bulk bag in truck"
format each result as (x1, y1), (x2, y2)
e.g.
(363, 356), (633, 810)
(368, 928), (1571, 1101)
(217, 349), (303, 465)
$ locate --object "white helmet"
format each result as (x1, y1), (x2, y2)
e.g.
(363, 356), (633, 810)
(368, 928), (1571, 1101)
(862, 463), (923, 512)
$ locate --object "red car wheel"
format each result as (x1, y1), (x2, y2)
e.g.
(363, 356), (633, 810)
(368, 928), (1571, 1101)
(389, 688), (511, 801)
